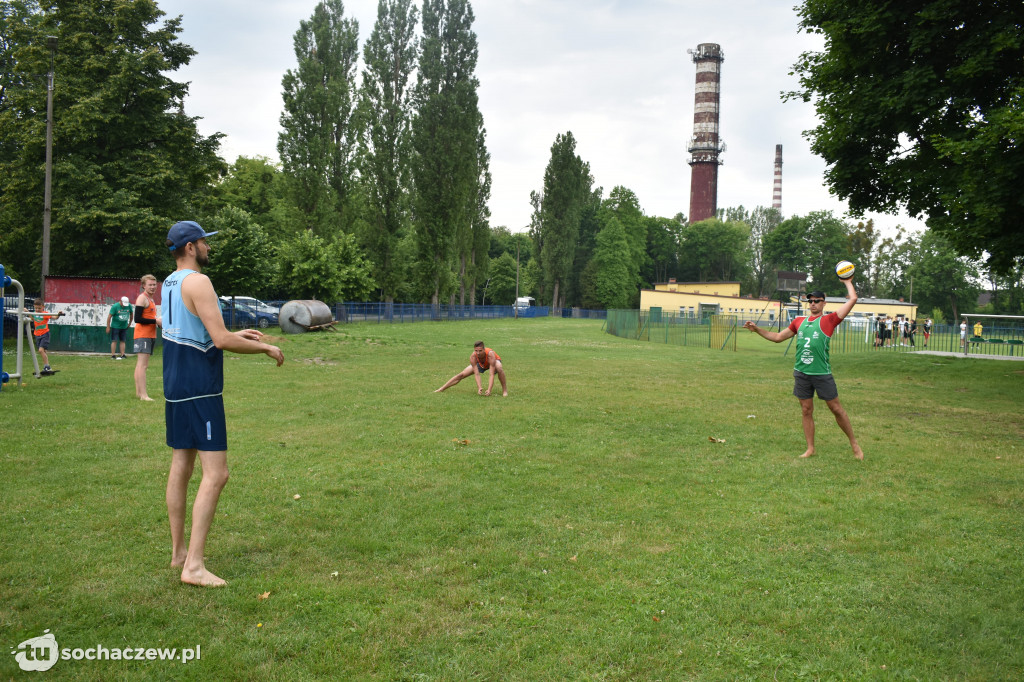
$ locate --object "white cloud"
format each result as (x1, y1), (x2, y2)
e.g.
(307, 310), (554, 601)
(160, 0), (925, 235)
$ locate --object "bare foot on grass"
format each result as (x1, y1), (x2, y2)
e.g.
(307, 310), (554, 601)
(852, 444), (865, 461)
(139, 395), (154, 402)
(799, 448), (815, 459)
(181, 567), (226, 588)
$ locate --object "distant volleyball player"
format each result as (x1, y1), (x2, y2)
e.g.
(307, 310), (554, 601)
(161, 221), (284, 587)
(435, 341), (508, 396)
(744, 275), (864, 461)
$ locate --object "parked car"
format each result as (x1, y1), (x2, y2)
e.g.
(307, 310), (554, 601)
(220, 296), (280, 319)
(218, 299), (277, 329)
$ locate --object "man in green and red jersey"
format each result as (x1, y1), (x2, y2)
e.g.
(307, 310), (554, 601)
(743, 276), (864, 461)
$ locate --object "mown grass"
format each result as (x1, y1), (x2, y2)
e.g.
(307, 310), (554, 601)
(2, 318), (1022, 680)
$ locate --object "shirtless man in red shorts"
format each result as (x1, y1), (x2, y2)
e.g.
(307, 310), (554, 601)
(435, 341), (508, 396)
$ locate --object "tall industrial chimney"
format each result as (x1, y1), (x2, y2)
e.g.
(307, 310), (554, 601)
(772, 144), (783, 211)
(687, 43), (725, 223)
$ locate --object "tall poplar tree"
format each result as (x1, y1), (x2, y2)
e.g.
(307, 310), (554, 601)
(278, 0), (360, 236)
(463, 124), (491, 306)
(410, 0), (483, 305)
(538, 131), (590, 310)
(0, 0), (223, 289)
(358, 0), (418, 303)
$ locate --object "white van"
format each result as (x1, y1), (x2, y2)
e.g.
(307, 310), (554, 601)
(219, 296), (280, 316)
(514, 296), (535, 311)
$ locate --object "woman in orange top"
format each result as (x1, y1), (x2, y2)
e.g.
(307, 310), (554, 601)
(133, 274), (161, 401)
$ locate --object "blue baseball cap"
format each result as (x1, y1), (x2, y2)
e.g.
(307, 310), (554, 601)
(167, 221), (218, 251)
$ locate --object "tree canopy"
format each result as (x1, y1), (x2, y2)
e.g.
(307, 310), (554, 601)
(788, 0), (1024, 273)
(0, 0), (223, 290)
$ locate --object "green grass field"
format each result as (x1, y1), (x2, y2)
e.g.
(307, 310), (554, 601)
(2, 318), (1022, 680)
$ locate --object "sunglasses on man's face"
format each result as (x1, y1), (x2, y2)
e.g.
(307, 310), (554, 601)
(807, 299), (825, 304)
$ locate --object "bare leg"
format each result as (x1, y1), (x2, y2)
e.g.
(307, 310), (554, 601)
(494, 361), (508, 396)
(799, 398), (815, 458)
(39, 347), (50, 367)
(826, 397), (864, 460)
(167, 448), (197, 568)
(111, 340), (117, 356)
(180, 450), (229, 587)
(435, 366), (473, 392)
(135, 352), (153, 400)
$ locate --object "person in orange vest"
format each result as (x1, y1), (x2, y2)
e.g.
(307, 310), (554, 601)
(27, 299), (64, 372)
(133, 274), (161, 401)
(435, 340), (508, 396)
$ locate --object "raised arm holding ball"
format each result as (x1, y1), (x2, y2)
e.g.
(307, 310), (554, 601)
(744, 269), (864, 461)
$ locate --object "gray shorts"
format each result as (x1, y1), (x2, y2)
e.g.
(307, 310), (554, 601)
(793, 370), (838, 401)
(35, 332), (50, 350)
(133, 337), (154, 355)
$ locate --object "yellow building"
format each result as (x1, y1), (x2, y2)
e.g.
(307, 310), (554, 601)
(641, 280), (783, 323)
(640, 280), (918, 324)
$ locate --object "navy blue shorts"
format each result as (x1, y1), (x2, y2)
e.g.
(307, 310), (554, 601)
(166, 395), (227, 451)
(110, 327), (127, 342)
(35, 332), (50, 350)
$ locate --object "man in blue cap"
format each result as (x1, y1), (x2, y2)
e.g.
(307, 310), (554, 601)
(161, 220), (285, 587)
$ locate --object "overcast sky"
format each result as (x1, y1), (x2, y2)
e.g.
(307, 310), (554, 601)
(158, 0), (923, 235)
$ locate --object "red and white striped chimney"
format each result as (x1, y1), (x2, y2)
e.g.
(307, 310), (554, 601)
(772, 144), (783, 211)
(687, 43), (725, 223)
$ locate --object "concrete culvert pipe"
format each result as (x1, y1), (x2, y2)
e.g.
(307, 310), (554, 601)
(279, 300), (334, 334)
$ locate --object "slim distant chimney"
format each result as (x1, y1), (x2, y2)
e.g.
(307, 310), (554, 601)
(772, 144), (783, 211)
(686, 43), (725, 223)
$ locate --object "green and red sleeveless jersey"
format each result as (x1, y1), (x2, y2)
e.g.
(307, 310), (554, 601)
(789, 312), (842, 375)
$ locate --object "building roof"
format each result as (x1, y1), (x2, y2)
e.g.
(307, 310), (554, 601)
(826, 296), (915, 307)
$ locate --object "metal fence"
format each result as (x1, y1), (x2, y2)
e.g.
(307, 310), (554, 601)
(604, 309), (737, 350)
(270, 302), (607, 326)
(604, 310), (1024, 357)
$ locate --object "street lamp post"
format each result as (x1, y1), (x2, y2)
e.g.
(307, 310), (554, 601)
(41, 35), (57, 298)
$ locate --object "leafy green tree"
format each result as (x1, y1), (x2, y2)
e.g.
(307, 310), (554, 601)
(537, 131), (591, 309)
(483, 251), (517, 305)
(905, 230), (982, 322)
(871, 228), (917, 300)
(644, 215), (683, 286)
(460, 124), (491, 306)
(410, 0), (482, 304)
(846, 219), (879, 297)
(982, 259), (1024, 315)
(0, 0), (224, 290)
(762, 211), (851, 294)
(591, 215), (633, 309)
(742, 206), (782, 297)
(201, 206), (274, 298)
(679, 218), (750, 283)
(276, 229), (375, 302)
(602, 186), (647, 291)
(206, 156), (302, 244)
(278, 0), (360, 236)
(358, 0), (418, 303)
(788, 0), (1024, 273)
(564, 192), (602, 307)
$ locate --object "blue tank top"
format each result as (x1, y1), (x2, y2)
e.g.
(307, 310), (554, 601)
(161, 269), (223, 402)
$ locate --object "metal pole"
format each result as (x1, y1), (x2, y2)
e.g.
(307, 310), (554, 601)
(41, 36), (57, 298)
(514, 240), (520, 319)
